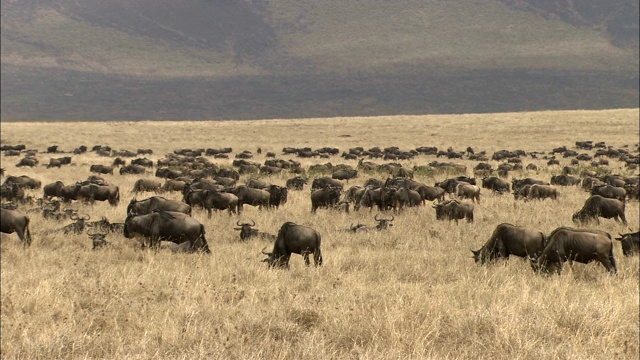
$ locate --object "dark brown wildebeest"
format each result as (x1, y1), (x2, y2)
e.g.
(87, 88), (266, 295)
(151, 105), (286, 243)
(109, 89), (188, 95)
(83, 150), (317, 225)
(234, 220), (276, 241)
(354, 186), (383, 211)
(456, 183), (481, 203)
(226, 185), (270, 213)
(43, 181), (65, 199)
(16, 156), (38, 167)
(348, 214), (394, 233)
(590, 184), (626, 202)
(432, 199), (474, 224)
(332, 169), (358, 182)
(615, 231), (639, 256)
(127, 196), (191, 216)
(513, 185), (532, 200)
(572, 195), (627, 225)
(62, 213), (91, 234)
(311, 176), (343, 191)
(119, 164), (147, 175)
(124, 209), (210, 253)
(415, 185), (446, 203)
(162, 179), (188, 193)
(310, 186), (342, 213)
(87, 227), (110, 250)
(3, 175), (42, 189)
(471, 223), (546, 264)
(77, 184), (120, 206)
(1, 183), (25, 203)
(90, 164), (114, 175)
(481, 177), (510, 193)
(246, 178), (271, 190)
(286, 176), (307, 190)
(550, 174), (581, 186)
(131, 158), (154, 168)
(511, 178), (549, 191)
(261, 222), (322, 268)
(267, 185), (287, 209)
(0, 207), (32, 247)
(530, 227), (617, 274)
(132, 179), (163, 193)
(525, 184), (559, 201)
(203, 189), (239, 217)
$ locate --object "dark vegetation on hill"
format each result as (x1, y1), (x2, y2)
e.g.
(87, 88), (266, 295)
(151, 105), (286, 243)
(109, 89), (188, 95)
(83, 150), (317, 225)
(1, 0), (638, 120)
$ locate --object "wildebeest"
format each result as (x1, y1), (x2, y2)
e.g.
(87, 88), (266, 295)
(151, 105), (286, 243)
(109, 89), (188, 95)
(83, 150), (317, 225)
(310, 186), (341, 213)
(162, 179), (188, 192)
(87, 227), (110, 250)
(90, 165), (114, 175)
(481, 177), (510, 193)
(550, 174), (581, 186)
(0, 207), (32, 247)
(348, 214), (395, 232)
(311, 177), (343, 191)
(3, 175), (41, 189)
(433, 199), (474, 224)
(590, 184), (626, 202)
(246, 178), (271, 190)
(120, 164), (147, 175)
(526, 184), (559, 201)
(267, 185), (287, 208)
(43, 181), (65, 199)
(124, 209), (210, 253)
(354, 186), (383, 211)
(77, 184), (120, 206)
(286, 176), (307, 190)
(127, 196), (191, 216)
(511, 178), (549, 191)
(530, 227), (617, 274)
(456, 183), (480, 203)
(471, 223), (546, 264)
(261, 222), (322, 268)
(572, 195), (627, 225)
(414, 185), (446, 203)
(62, 213), (91, 235)
(1, 183), (25, 203)
(203, 189), (239, 217)
(234, 220), (277, 241)
(227, 185), (270, 213)
(16, 156), (38, 167)
(332, 169), (358, 182)
(615, 231), (639, 256)
(131, 157), (154, 168)
(155, 167), (182, 179)
(132, 179), (163, 193)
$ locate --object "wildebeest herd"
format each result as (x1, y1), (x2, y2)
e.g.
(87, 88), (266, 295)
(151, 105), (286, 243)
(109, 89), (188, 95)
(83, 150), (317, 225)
(1, 140), (638, 274)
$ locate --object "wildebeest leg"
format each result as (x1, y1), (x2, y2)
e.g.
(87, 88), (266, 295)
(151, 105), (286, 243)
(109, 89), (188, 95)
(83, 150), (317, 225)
(314, 248), (323, 266)
(207, 207), (212, 219)
(303, 252), (311, 266)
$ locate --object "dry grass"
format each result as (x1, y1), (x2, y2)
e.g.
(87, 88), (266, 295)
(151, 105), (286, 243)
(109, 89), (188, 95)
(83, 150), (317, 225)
(1, 109), (639, 359)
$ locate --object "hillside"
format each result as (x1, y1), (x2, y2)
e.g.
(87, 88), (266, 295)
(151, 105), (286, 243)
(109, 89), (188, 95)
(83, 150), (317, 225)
(1, 0), (638, 120)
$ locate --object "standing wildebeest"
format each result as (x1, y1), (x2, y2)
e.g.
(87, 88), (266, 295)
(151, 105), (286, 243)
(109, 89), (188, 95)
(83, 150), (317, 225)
(267, 185), (287, 208)
(332, 169), (358, 182)
(162, 179), (188, 192)
(354, 186), (383, 211)
(128, 196), (191, 216)
(572, 195), (627, 225)
(203, 189), (238, 217)
(90, 165), (114, 175)
(131, 158), (154, 168)
(615, 231), (639, 256)
(311, 177), (344, 191)
(471, 223), (546, 264)
(415, 185), (445, 203)
(590, 184), (626, 202)
(550, 174), (581, 186)
(246, 178), (271, 190)
(512, 178), (549, 191)
(0, 207), (32, 247)
(456, 183), (481, 203)
(310, 186), (342, 213)
(234, 220), (276, 241)
(124, 209), (210, 253)
(481, 177), (510, 193)
(4, 175), (41, 190)
(433, 199), (474, 224)
(286, 176), (307, 190)
(526, 184), (559, 201)
(530, 227), (617, 274)
(261, 222), (322, 268)
(77, 184), (120, 206)
(1, 183), (25, 203)
(132, 179), (163, 193)
(227, 185), (270, 213)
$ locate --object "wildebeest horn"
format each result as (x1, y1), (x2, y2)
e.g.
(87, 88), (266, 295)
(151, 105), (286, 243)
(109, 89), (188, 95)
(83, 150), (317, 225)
(375, 213), (381, 221)
(236, 220), (242, 226)
(261, 247), (270, 255)
(87, 228), (97, 236)
(83, 214), (91, 220)
(249, 219), (255, 226)
(389, 214), (394, 222)
(70, 213), (79, 220)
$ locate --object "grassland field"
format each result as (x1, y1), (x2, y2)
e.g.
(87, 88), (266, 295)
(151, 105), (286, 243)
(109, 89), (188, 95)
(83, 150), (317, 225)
(1, 109), (639, 359)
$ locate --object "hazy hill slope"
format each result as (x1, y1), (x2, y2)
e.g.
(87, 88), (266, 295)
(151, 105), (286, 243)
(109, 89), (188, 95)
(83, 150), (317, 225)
(1, 0), (637, 120)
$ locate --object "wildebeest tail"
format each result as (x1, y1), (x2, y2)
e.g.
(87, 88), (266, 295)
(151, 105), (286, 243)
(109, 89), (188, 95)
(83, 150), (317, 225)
(609, 243), (617, 274)
(199, 224), (211, 254)
(314, 232), (323, 266)
(24, 216), (32, 247)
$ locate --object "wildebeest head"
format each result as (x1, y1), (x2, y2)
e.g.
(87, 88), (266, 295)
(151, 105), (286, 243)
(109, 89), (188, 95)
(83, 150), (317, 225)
(234, 219), (256, 240)
(87, 227), (109, 249)
(615, 231), (639, 256)
(374, 213), (394, 230)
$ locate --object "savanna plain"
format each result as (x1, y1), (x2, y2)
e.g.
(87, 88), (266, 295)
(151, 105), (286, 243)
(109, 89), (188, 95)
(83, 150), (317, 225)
(1, 109), (639, 359)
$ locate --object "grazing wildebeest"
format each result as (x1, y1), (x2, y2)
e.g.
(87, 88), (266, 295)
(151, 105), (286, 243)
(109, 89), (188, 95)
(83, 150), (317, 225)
(0, 208), (32, 247)
(471, 223), (546, 264)
(261, 222), (322, 268)
(311, 177), (344, 191)
(615, 231), (639, 256)
(132, 179), (163, 193)
(456, 183), (481, 203)
(572, 195), (627, 225)
(124, 209), (210, 253)
(234, 220), (277, 241)
(550, 174), (581, 186)
(526, 184), (559, 201)
(354, 186), (383, 211)
(90, 165), (114, 175)
(127, 196), (191, 216)
(310, 186), (342, 213)
(513, 185), (532, 200)
(590, 184), (626, 202)
(530, 227), (617, 274)
(432, 199), (474, 224)
(511, 178), (549, 191)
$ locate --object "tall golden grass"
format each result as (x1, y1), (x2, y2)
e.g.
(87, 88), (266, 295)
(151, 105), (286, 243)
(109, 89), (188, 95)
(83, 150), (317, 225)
(1, 109), (639, 359)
